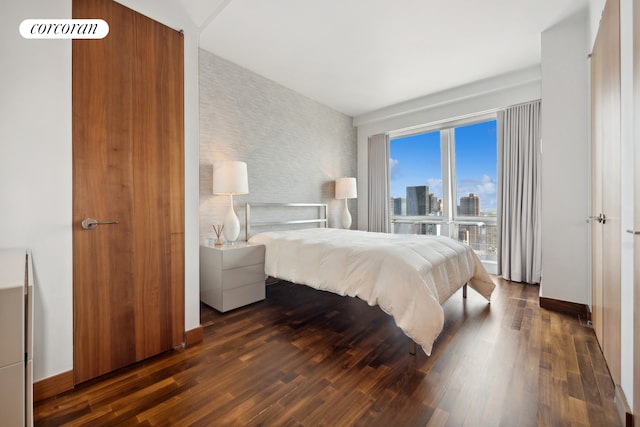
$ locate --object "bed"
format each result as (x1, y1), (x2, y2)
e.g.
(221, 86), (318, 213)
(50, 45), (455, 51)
(245, 203), (495, 356)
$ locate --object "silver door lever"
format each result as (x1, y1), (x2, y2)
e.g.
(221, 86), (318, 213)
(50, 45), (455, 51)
(588, 214), (606, 224)
(81, 218), (119, 230)
(627, 230), (640, 235)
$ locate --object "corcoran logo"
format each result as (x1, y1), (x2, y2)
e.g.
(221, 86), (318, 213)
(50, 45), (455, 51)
(19, 19), (109, 39)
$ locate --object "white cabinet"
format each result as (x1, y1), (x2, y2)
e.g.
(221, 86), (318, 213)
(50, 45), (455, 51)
(200, 243), (265, 312)
(0, 249), (33, 427)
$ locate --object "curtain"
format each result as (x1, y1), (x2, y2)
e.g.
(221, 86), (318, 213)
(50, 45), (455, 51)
(497, 100), (542, 284)
(368, 133), (390, 233)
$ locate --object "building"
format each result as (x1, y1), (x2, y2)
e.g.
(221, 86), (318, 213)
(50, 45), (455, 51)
(392, 197), (405, 216)
(459, 193), (480, 216)
(457, 193), (481, 248)
(428, 193), (441, 215)
(406, 185), (427, 215)
(405, 186), (441, 216)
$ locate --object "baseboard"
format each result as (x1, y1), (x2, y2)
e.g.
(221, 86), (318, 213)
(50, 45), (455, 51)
(185, 325), (203, 347)
(34, 330), (204, 402)
(33, 370), (74, 402)
(539, 296), (590, 319)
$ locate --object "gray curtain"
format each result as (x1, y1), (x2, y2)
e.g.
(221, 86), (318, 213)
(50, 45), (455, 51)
(497, 100), (542, 284)
(368, 133), (390, 233)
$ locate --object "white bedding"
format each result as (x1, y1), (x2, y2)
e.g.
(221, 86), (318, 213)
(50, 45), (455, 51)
(248, 228), (495, 356)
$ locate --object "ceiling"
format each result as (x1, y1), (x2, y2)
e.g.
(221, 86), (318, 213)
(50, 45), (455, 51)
(181, 0), (589, 117)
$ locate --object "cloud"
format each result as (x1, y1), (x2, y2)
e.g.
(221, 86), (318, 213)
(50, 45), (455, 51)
(389, 158), (399, 180)
(425, 178), (443, 198)
(456, 174), (497, 210)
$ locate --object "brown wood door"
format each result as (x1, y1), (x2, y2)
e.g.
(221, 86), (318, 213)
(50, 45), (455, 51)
(72, 0), (184, 384)
(590, 0), (621, 386)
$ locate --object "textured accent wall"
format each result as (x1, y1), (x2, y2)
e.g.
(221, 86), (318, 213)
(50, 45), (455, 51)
(199, 49), (357, 243)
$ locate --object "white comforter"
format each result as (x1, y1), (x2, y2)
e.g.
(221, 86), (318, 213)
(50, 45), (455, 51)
(248, 228), (495, 355)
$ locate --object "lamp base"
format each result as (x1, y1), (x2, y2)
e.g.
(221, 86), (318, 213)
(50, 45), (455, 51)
(341, 199), (352, 229)
(222, 196), (240, 242)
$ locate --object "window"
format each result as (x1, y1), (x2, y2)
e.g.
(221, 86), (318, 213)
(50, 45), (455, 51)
(389, 117), (498, 268)
(390, 129), (442, 218)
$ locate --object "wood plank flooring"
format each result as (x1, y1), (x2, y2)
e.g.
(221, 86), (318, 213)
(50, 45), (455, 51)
(34, 277), (622, 426)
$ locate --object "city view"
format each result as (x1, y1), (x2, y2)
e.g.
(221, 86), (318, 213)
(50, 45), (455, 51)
(390, 120), (498, 263)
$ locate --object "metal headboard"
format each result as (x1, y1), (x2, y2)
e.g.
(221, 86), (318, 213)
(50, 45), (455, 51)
(245, 203), (328, 240)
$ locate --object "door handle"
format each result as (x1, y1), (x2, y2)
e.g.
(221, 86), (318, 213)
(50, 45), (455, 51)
(81, 218), (119, 230)
(627, 230), (640, 235)
(588, 214), (606, 224)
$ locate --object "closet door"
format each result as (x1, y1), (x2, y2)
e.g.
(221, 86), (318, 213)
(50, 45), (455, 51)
(72, 0), (184, 384)
(590, 0), (621, 385)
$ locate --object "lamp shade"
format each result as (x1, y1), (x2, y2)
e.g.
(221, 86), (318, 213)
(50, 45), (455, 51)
(213, 161), (249, 195)
(335, 177), (357, 199)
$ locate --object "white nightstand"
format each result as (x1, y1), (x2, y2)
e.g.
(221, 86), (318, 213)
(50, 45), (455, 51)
(199, 242), (266, 312)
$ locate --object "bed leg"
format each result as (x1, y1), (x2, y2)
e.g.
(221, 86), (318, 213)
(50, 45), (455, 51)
(409, 339), (417, 355)
(463, 283), (468, 299)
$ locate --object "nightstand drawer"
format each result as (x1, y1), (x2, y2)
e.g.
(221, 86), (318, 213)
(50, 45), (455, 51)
(222, 282), (265, 312)
(222, 245), (265, 270)
(221, 264), (265, 290)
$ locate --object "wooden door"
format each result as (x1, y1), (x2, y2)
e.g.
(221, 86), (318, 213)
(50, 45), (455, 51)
(72, 0), (184, 384)
(590, 0), (621, 385)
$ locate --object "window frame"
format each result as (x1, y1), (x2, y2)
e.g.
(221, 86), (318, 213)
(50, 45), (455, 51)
(389, 113), (498, 269)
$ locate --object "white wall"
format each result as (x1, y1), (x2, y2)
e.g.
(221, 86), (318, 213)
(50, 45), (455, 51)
(354, 66), (541, 231)
(1, 0), (73, 381)
(539, 10), (591, 305)
(0, 0), (200, 382)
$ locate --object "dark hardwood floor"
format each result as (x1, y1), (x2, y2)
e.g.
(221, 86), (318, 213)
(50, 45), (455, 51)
(35, 277), (622, 426)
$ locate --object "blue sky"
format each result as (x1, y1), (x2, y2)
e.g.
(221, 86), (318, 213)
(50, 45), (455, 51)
(390, 120), (497, 213)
